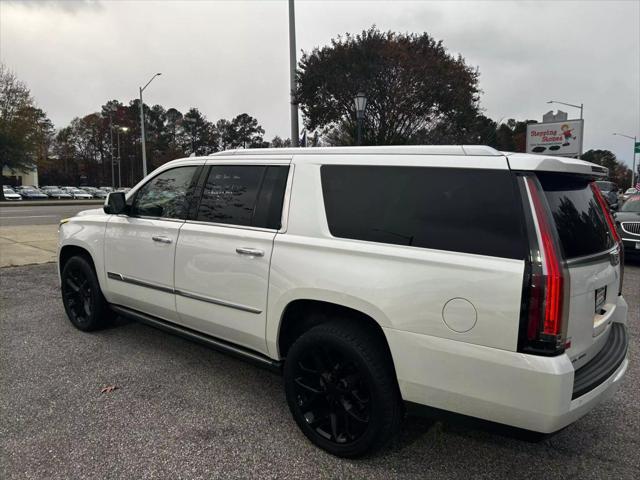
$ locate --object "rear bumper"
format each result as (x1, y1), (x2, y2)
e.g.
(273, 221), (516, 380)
(384, 317), (628, 434)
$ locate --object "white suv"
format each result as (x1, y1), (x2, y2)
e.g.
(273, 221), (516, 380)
(58, 146), (629, 457)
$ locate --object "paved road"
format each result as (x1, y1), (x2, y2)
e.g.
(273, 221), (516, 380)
(1, 264), (638, 479)
(0, 204), (97, 226)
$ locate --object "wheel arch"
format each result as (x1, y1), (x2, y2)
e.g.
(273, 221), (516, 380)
(59, 244), (96, 272)
(276, 298), (395, 366)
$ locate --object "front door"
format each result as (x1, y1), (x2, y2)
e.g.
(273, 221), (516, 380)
(174, 163), (291, 354)
(104, 165), (200, 321)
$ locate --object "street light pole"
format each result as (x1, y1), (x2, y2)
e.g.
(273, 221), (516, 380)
(109, 114), (115, 189)
(139, 73), (162, 178)
(288, 0), (299, 147)
(547, 100), (584, 158)
(116, 126), (129, 189)
(613, 132), (638, 188)
(354, 92), (367, 146)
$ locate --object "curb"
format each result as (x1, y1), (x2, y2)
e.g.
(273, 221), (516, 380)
(0, 200), (104, 207)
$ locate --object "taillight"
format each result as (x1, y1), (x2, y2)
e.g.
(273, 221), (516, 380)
(590, 182), (624, 294)
(517, 175), (568, 355)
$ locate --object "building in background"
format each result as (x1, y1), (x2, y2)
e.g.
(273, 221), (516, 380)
(2, 165), (39, 187)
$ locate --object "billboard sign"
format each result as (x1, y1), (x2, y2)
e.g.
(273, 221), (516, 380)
(526, 119), (584, 157)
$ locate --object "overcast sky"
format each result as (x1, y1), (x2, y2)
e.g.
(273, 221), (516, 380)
(1, 0), (639, 167)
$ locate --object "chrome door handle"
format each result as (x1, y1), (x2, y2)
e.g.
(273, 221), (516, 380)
(236, 247), (264, 257)
(152, 235), (172, 244)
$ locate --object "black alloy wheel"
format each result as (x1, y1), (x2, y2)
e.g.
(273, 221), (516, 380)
(284, 321), (403, 457)
(61, 256), (113, 331)
(292, 345), (372, 445)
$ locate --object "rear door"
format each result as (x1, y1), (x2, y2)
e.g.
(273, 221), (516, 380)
(174, 161), (291, 354)
(538, 172), (621, 369)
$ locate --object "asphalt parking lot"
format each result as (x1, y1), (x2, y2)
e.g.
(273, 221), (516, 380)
(0, 262), (638, 479)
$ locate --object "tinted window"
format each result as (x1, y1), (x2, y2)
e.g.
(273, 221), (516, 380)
(538, 173), (614, 258)
(132, 166), (198, 219)
(197, 165), (289, 228)
(253, 166), (290, 229)
(595, 181), (617, 193)
(321, 166), (525, 259)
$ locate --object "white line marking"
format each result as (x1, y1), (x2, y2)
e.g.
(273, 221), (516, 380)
(1, 215), (58, 219)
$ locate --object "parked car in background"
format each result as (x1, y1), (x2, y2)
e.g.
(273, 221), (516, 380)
(58, 146), (628, 457)
(17, 187), (49, 200)
(44, 188), (73, 200)
(2, 186), (22, 200)
(81, 187), (107, 199)
(99, 186), (114, 193)
(65, 187), (93, 199)
(615, 195), (640, 255)
(622, 188), (638, 202)
(595, 181), (619, 210)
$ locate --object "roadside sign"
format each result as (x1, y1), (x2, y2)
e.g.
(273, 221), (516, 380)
(526, 119), (584, 157)
(634, 142), (640, 153)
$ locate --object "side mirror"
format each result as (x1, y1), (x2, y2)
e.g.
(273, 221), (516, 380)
(104, 191), (127, 214)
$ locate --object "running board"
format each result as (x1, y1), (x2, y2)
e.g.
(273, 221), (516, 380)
(110, 305), (282, 373)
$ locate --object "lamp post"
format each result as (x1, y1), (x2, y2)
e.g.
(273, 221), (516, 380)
(108, 112), (115, 189)
(139, 73), (162, 178)
(613, 132), (638, 188)
(354, 92), (367, 146)
(116, 126), (129, 189)
(547, 100), (584, 158)
(288, 0), (299, 147)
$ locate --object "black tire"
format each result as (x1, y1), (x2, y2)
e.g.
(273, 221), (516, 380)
(284, 320), (403, 457)
(61, 255), (114, 331)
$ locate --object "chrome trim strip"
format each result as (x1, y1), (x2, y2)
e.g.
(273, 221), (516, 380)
(184, 219), (277, 233)
(566, 246), (619, 267)
(175, 289), (262, 314)
(107, 272), (175, 294)
(622, 237), (640, 242)
(107, 271), (262, 314)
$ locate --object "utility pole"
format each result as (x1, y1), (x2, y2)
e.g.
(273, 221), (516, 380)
(109, 114), (115, 188)
(613, 133), (638, 188)
(288, 0), (299, 147)
(139, 73), (162, 177)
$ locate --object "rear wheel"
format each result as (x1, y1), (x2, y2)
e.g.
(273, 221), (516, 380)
(61, 255), (113, 331)
(284, 321), (403, 457)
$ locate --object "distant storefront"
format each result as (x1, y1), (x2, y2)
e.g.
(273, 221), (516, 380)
(2, 165), (39, 187)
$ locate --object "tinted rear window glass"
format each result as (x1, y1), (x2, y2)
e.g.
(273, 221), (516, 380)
(538, 173), (614, 258)
(321, 166), (525, 259)
(196, 165), (289, 228)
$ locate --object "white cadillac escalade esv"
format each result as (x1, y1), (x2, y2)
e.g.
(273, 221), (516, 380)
(58, 146), (629, 457)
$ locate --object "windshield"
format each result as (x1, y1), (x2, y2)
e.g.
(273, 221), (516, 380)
(621, 197), (640, 212)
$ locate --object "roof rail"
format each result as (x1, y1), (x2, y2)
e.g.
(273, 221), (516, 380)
(209, 145), (502, 157)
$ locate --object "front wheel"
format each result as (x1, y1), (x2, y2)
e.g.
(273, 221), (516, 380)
(61, 255), (113, 331)
(284, 321), (403, 457)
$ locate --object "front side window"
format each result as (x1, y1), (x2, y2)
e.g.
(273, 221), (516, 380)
(321, 165), (526, 259)
(196, 165), (289, 229)
(131, 166), (198, 219)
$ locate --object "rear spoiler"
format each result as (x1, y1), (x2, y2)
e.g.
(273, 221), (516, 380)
(503, 152), (608, 178)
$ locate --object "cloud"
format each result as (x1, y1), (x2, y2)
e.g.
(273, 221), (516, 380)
(4, 0), (102, 14)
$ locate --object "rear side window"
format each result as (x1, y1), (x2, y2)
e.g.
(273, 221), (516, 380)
(321, 165), (525, 259)
(538, 173), (614, 258)
(196, 165), (289, 229)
